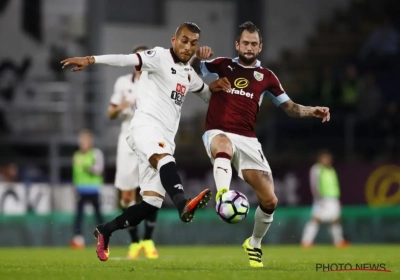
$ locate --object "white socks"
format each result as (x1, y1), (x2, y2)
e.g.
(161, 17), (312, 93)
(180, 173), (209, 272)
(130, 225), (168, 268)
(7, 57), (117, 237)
(301, 220), (319, 244)
(249, 206), (274, 248)
(213, 157), (232, 191)
(330, 224), (344, 244)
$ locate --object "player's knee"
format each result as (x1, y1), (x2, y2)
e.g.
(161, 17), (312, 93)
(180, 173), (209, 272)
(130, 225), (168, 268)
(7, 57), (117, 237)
(120, 198), (134, 208)
(312, 216), (322, 223)
(149, 153), (175, 170)
(211, 135), (233, 157)
(120, 191), (135, 208)
(259, 194), (278, 212)
(122, 190), (135, 200)
(142, 195), (164, 209)
(217, 140), (232, 155)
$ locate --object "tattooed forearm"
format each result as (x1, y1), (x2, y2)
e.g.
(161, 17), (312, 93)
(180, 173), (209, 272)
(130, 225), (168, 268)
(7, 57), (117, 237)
(280, 100), (314, 118)
(190, 57), (202, 75)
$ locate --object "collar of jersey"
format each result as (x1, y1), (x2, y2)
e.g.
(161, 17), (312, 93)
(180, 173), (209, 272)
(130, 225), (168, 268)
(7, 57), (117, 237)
(169, 48), (188, 65)
(232, 57), (261, 68)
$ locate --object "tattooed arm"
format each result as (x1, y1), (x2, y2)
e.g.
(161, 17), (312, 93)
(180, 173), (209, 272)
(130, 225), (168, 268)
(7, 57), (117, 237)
(280, 100), (331, 122)
(280, 100), (315, 118)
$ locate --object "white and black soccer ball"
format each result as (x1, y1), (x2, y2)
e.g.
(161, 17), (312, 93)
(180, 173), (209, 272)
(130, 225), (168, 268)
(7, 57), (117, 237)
(216, 190), (249, 224)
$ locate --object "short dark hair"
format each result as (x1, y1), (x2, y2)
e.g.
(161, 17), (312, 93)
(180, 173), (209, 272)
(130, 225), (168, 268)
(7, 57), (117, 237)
(175, 22), (201, 36)
(236, 21), (262, 43)
(79, 128), (92, 137)
(132, 44), (150, 53)
(317, 149), (332, 159)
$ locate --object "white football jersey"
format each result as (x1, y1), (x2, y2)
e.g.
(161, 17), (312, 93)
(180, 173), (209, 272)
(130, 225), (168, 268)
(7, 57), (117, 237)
(129, 47), (208, 140)
(109, 73), (147, 133)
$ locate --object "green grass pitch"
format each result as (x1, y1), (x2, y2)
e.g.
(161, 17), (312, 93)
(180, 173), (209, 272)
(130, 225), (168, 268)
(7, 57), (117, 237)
(0, 245), (398, 280)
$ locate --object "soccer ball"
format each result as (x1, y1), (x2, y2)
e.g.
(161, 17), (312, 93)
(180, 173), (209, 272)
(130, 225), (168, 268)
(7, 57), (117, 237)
(216, 190), (250, 224)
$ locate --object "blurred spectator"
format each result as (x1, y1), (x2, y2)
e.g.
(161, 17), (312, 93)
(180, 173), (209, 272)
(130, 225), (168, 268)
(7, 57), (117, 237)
(356, 73), (383, 160)
(305, 66), (339, 108)
(356, 72), (383, 121)
(339, 64), (364, 113)
(0, 163), (18, 182)
(379, 102), (400, 160)
(359, 16), (400, 71)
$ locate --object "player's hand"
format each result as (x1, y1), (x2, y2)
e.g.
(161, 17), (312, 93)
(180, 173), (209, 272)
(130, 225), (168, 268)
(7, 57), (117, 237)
(60, 56), (94, 71)
(209, 77), (231, 93)
(196, 46), (214, 60)
(312, 106), (330, 122)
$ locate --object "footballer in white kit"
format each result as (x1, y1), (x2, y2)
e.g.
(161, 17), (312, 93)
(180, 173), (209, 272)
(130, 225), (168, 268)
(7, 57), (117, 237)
(108, 45), (160, 259)
(125, 45), (212, 197)
(61, 22), (214, 262)
(110, 72), (140, 192)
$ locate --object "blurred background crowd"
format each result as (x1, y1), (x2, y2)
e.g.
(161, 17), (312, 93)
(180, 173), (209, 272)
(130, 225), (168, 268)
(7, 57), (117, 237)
(1, 0), (399, 185)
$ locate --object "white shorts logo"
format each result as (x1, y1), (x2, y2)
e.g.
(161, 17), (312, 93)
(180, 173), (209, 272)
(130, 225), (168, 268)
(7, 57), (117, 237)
(144, 49), (156, 57)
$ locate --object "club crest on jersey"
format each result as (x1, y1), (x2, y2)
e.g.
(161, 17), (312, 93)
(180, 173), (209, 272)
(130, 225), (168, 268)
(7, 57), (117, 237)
(158, 142), (166, 148)
(144, 49), (156, 57)
(254, 71), (264, 81)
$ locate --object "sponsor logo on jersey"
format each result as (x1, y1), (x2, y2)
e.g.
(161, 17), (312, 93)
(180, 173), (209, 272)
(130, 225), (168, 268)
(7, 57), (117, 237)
(170, 83), (187, 106)
(254, 71), (264, 81)
(230, 78), (253, 99)
(233, 78), (249, 89)
(228, 88), (254, 99)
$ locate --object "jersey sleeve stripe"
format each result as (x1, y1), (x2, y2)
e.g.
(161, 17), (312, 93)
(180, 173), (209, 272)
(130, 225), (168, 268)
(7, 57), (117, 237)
(193, 83), (205, 93)
(265, 91), (290, 107)
(200, 61), (210, 76)
(135, 53), (143, 71)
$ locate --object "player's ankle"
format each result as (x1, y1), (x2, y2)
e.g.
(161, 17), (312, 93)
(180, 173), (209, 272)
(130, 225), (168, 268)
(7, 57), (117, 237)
(177, 199), (187, 213)
(98, 221), (117, 236)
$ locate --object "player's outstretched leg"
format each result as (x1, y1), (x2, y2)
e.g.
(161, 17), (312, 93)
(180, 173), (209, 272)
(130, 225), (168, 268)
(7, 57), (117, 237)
(242, 170), (277, 267)
(93, 195), (162, 261)
(154, 154), (212, 223)
(141, 211), (159, 259)
(210, 134), (234, 202)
